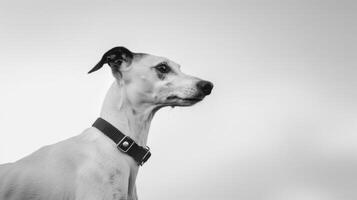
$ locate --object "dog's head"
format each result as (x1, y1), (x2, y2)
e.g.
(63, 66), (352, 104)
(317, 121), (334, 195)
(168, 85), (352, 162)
(89, 46), (213, 108)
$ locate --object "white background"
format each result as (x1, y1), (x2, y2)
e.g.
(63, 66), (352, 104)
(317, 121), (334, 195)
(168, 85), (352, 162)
(0, 0), (357, 199)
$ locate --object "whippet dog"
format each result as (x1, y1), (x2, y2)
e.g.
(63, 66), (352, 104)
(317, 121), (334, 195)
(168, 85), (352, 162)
(0, 46), (213, 200)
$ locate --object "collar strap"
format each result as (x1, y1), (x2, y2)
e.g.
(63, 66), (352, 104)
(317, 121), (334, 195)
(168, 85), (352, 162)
(92, 118), (151, 166)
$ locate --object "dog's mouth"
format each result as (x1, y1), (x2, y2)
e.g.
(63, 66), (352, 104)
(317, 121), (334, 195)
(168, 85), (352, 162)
(166, 95), (204, 105)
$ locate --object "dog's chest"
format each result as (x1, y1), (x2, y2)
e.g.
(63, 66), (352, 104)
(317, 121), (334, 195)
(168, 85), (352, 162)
(79, 147), (133, 199)
(104, 168), (126, 199)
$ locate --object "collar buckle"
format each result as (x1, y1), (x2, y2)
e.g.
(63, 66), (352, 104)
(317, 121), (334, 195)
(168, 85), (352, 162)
(117, 136), (135, 152)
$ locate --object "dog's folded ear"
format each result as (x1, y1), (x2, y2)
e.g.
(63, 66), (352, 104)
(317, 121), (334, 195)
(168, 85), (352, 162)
(88, 47), (134, 74)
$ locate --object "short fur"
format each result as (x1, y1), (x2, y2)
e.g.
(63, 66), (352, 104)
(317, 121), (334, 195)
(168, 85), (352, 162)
(0, 47), (213, 200)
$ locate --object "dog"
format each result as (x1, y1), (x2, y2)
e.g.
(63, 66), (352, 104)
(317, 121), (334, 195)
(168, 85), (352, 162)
(0, 46), (213, 200)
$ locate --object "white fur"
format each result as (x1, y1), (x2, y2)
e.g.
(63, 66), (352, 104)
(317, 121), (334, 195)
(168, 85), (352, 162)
(0, 53), (210, 200)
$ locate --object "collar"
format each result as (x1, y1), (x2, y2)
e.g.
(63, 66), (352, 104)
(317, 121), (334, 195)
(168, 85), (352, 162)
(92, 117), (151, 166)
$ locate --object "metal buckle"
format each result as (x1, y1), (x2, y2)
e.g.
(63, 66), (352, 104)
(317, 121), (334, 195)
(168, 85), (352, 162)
(140, 146), (151, 166)
(117, 136), (134, 153)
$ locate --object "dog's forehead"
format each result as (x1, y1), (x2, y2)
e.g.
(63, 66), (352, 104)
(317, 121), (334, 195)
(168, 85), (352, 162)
(134, 54), (181, 69)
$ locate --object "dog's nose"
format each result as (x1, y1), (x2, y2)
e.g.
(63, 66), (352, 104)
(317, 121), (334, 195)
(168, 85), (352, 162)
(197, 80), (213, 95)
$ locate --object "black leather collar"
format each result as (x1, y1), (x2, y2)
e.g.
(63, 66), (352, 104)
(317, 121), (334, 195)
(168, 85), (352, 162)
(92, 118), (151, 166)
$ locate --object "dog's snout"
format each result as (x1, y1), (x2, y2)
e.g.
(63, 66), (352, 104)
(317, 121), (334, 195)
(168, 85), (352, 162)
(196, 80), (213, 95)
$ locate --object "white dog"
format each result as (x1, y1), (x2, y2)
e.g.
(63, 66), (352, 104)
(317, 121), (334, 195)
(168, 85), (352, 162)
(0, 47), (213, 200)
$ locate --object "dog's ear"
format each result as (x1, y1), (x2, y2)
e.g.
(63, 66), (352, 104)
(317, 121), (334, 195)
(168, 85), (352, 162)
(88, 47), (134, 74)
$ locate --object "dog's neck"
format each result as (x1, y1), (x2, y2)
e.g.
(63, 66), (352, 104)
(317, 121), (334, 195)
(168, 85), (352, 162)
(99, 81), (156, 147)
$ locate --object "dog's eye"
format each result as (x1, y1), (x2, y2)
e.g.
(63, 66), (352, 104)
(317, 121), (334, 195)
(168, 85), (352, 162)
(155, 64), (171, 74)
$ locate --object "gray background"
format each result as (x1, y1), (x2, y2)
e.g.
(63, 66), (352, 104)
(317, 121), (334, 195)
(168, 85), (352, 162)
(0, 0), (357, 199)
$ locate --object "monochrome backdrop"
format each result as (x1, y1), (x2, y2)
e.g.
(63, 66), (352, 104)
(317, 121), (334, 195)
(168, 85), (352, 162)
(0, 0), (356, 199)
